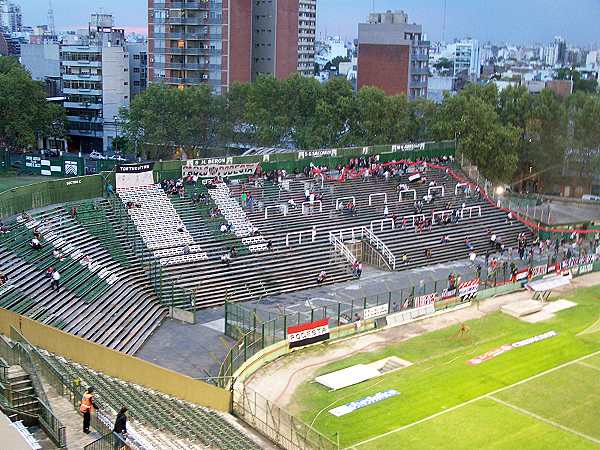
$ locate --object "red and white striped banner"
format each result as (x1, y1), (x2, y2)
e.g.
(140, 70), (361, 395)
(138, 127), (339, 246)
(287, 319), (330, 349)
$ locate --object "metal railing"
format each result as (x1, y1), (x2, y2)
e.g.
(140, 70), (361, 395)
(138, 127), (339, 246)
(0, 375), (67, 447)
(360, 226), (396, 269)
(328, 232), (357, 265)
(234, 385), (338, 450)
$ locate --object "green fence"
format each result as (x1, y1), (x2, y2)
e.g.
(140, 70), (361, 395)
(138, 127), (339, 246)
(0, 174), (104, 219)
(0, 140), (455, 220)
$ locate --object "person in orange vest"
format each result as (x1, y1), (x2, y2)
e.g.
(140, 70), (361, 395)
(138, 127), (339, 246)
(80, 387), (99, 434)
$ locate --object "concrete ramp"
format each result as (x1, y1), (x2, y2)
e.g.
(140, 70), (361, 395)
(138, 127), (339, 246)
(501, 300), (543, 318)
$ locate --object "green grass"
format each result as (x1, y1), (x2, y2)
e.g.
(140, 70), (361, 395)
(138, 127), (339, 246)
(0, 173), (54, 193)
(291, 285), (600, 448)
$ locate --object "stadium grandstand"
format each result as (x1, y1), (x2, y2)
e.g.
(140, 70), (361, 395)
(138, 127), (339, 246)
(1, 140), (599, 449)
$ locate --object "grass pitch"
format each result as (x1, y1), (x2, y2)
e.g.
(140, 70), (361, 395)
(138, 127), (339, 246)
(292, 285), (600, 449)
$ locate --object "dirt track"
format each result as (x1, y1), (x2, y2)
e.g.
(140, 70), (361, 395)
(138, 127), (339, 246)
(244, 272), (600, 409)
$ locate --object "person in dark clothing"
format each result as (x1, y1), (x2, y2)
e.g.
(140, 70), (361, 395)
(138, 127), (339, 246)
(113, 407), (128, 450)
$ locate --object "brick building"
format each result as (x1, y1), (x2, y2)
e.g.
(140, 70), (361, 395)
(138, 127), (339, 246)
(148, 0), (310, 91)
(357, 10), (429, 99)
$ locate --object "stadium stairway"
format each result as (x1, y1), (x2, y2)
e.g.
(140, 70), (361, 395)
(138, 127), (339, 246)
(0, 206), (168, 355)
(39, 349), (261, 450)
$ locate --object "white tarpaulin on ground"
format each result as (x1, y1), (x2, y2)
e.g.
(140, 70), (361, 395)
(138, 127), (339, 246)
(526, 274), (571, 292)
(315, 364), (382, 390)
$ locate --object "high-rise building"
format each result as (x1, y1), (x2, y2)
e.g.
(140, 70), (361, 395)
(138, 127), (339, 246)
(453, 39), (480, 80)
(61, 14), (130, 153)
(147, 1), (308, 91)
(297, 0), (316, 77)
(0, 0), (22, 33)
(357, 10), (429, 99)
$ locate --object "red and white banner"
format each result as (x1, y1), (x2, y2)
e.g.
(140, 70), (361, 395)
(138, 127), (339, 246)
(414, 293), (438, 307)
(530, 264), (548, 278)
(287, 319), (330, 349)
(458, 279), (479, 298)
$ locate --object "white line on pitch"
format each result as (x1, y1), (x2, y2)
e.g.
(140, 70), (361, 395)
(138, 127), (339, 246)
(578, 361), (600, 373)
(350, 348), (600, 448)
(488, 396), (600, 445)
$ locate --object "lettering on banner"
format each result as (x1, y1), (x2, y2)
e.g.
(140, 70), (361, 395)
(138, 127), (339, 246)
(530, 264), (548, 278)
(182, 163), (258, 178)
(392, 142), (427, 152)
(329, 389), (399, 417)
(363, 304), (389, 320)
(65, 179), (82, 186)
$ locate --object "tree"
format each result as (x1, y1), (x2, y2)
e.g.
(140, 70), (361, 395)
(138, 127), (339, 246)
(433, 92), (520, 182)
(0, 56), (66, 151)
(566, 92), (600, 177)
(557, 67), (598, 94)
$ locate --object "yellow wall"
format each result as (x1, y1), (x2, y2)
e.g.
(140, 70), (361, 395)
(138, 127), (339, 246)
(0, 308), (231, 412)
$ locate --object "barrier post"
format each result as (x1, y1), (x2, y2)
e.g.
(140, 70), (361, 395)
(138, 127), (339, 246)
(283, 315), (287, 339)
(363, 297), (367, 309)
(261, 323), (265, 349)
(337, 303), (341, 326)
(310, 308), (314, 322)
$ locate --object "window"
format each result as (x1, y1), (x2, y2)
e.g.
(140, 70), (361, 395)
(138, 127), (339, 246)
(133, 54), (140, 60)
(133, 67), (140, 73)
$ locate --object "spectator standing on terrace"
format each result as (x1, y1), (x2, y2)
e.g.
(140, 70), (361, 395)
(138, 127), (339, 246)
(241, 191), (248, 208)
(51, 270), (61, 291)
(113, 407), (128, 450)
(105, 183), (114, 197)
(80, 387), (99, 434)
(383, 204), (389, 217)
(490, 233), (497, 249)
(0, 272), (7, 285)
(31, 237), (42, 250)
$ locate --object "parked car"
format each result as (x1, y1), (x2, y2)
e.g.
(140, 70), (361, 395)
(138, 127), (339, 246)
(89, 151), (106, 160)
(108, 153), (127, 162)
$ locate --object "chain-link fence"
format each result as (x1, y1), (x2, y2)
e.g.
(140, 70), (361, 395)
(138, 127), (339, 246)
(233, 384), (338, 450)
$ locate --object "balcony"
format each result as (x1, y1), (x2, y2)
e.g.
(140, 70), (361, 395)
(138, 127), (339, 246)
(152, 32), (218, 40)
(153, 16), (221, 25)
(62, 73), (102, 81)
(152, 61), (220, 71)
(61, 60), (102, 68)
(64, 101), (103, 110)
(67, 115), (103, 123)
(151, 1), (221, 9)
(410, 80), (428, 89)
(63, 88), (102, 96)
(410, 66), (430, 75)
(411, 53), (429, 62)
(152, 47), (220, 56)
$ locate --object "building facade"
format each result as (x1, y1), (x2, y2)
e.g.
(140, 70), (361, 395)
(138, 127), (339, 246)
(61, 14), (130, 153)
(127, 42), (148, 99)
(297, 0), (316, 76)
(453, 39), (480, 80)
(0, 0), (22, 33)
(357, 10), (429, 98)
(147, 0), (309, 90)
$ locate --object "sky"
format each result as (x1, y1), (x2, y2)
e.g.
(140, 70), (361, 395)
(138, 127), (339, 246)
(17, 0), (600, 47)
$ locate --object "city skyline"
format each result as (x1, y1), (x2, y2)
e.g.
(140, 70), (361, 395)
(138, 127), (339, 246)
(14, 0), (600, 47)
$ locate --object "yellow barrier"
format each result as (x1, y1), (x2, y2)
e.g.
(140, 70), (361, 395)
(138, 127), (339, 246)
(0, 308), (231, 412)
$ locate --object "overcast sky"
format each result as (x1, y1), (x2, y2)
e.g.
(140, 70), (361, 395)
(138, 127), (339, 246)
(17, 0), (600, 46)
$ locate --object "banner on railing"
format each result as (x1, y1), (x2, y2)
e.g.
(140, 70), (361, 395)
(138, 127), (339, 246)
(115, 163), (155, 190)
(287, 319), (330, 349)
(182, 163), (258, 178)
(363, 304), (390, 320)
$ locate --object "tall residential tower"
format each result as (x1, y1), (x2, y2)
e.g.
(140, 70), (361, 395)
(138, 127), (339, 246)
(148, 0), (314, 90)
